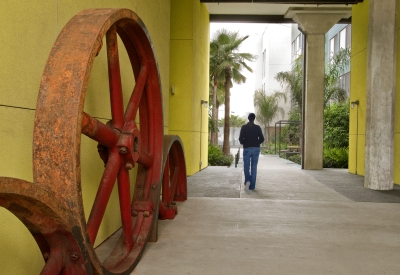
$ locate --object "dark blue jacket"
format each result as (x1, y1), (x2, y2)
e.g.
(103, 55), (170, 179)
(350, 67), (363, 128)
(239, 122), (265, 148)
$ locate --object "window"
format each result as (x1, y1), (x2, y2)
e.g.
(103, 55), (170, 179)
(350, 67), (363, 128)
(330, 24), (351, 59)
(291, 34), (303, 62)
(329, 34), (339, 60)
(339, 72), (351, 97)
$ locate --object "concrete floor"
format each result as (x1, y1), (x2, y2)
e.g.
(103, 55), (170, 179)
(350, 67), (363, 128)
(98, 153), (400, 274)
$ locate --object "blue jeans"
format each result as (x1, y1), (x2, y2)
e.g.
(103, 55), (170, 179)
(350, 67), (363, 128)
(243, 147), (260, 190)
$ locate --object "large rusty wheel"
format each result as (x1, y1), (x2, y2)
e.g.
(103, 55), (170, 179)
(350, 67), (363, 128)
(159, 135), (188, 220)
(32, 9), (163, 274)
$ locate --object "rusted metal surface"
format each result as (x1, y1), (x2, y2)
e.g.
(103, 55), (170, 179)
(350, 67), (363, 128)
(0, 8), (164, 274)
(159, 135), (188, 220)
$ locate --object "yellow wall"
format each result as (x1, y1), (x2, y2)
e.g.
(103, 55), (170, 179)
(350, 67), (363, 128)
(349, 0), (399, 184)
(169, 0), (210, 175)
(0, 0), (171, 273)
(349, 0), (368, 176)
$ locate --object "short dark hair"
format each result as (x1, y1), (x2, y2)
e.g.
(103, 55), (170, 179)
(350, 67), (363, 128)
(248, 113), (255, 121)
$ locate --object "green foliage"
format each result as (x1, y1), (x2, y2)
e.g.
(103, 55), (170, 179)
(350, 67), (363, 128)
(208, 144), (234, 166)
(324, 48), (351, 106)
(208, 113), (218, 134)
(323, 147), (348, 168)
(219, 114), (246, 127)
(281, 108), (301, 146)
(261, 144), (276, 155)
(324, 101), (349, 148)
(288, 154), (301, 164)
(210, 28), (256, 155)
(275, 48), (351, 109)
(275, 56), (303, 109)
(253, 89), (287, 144)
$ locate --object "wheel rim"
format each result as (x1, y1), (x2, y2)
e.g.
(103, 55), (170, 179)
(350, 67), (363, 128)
(33, 9), (163, 274)
(159, 135), (188, 220)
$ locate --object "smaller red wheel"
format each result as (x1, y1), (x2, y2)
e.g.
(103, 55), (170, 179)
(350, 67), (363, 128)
(159, 135), (187, 220)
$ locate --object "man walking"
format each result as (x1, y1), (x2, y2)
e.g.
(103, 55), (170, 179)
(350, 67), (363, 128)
(239, 113), (264, 191)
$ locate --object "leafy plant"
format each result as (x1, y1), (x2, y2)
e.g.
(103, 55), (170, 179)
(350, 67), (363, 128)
(253, 89), (287, 145)
(275, 56), (303, 109)
(281, 108), (301, 146)
(324, 101), (349, 148)
(208, 113), (218, 134)
(210, 29), (256, 155)
(275, 48), (350, 109)
(219, 114), (246, 127)
(323, 147), (348, 168)
(208, 144), (234, 166)
(288, 154), (301, 164)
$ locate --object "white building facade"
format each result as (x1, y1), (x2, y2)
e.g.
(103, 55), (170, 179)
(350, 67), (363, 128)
(255, 24), (293, 126)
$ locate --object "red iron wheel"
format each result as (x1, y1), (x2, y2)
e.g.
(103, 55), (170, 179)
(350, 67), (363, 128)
(32, 9), (163, 274)
(159, 135), (188, 220)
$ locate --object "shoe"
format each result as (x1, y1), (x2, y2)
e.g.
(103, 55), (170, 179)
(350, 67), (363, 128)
(244, 181), (250, 191)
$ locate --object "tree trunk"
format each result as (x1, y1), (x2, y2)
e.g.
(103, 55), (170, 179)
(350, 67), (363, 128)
(222, 72), (231, 155)
(216, 104), (220, 144)
(264, 125), (269, 146)
(211, 76), (218, 145)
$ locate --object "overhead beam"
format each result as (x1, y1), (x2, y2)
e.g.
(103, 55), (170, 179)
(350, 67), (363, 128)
(210, 14), (351, 23)
(201, 0), (362, 3)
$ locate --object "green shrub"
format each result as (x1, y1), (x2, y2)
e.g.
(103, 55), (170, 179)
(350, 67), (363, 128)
(324, 102), (349, 148)
(261, 143), (277, 155)
(208, 144), (234, 166)
(323, 147), (348, 168)
(288, 154), (301, 164)
(281, 109), (301, 146)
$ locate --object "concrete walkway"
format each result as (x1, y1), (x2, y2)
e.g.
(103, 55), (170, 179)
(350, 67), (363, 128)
(131, 153), (400, 274)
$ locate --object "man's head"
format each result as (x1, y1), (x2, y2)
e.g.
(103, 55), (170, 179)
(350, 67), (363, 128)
(248, 113), (255, 121)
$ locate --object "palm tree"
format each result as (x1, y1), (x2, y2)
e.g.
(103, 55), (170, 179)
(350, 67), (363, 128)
(208, 80), (225, 145)
(275, 48), (351, 110)
(209, 43), (225, 146)
(253, 89), (287, 145)
(324, 47), (350, 106)
(210, 29), (256, 155)
(275, 56), (303, 109)
(219, 114), (246, 128)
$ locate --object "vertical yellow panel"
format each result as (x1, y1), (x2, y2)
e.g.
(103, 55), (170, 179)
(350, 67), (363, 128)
(348, 134), (356, 173)
(0, 1), (57, 108)
(348, 1), (368, 175)
(356, 134), (365, 176)
(169, 0), (209, 175)
(351, 0), (369, 56)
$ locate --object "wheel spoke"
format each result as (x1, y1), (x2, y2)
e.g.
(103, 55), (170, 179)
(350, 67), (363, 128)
(87, 151), (121, 244)
(162, 157), (170, 202)
(106, 25), (125, 130)
(117, 168), (133, 251)
(125, 66), (148, 122)
(168, 167), (179, 203)
(137, 151), (153, 169)
(81, 112), (119, 148)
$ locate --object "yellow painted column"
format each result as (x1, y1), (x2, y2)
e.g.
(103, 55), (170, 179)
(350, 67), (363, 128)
(349, 1), (369, 176)
(169, 0), (210, 175)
